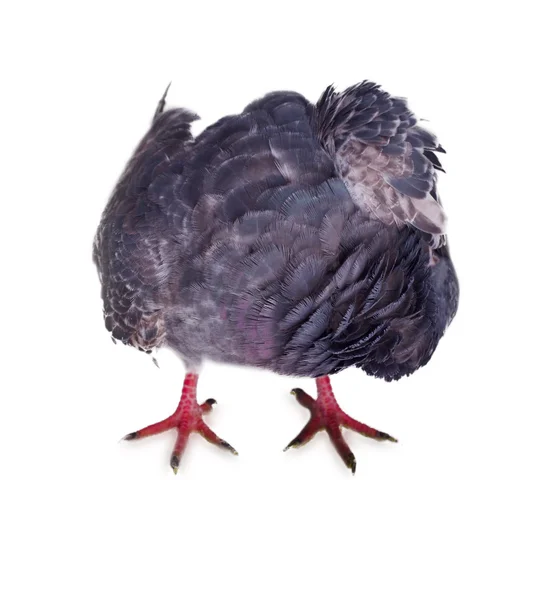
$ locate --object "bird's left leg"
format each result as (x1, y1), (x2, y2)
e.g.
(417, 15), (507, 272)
(284, 375), (397, 473)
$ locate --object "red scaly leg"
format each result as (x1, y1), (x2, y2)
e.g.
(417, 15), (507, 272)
(284, 375), (397, 473)
(123, 373), (237, 473)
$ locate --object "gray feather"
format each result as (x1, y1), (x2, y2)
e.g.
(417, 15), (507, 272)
(93, 82), (459, 382)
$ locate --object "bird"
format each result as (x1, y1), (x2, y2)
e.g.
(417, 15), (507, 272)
(93, 80), (459, 474)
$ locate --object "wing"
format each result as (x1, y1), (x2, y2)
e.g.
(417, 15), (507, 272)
(93, 100), (198, 350)
(314, 81), (447, 247)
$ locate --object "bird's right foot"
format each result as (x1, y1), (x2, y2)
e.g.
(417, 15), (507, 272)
(123, 372), (237, 473)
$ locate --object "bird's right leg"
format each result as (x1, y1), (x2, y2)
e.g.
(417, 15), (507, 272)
(123, 372), (237, 473)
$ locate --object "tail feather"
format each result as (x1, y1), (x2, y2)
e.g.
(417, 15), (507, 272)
(314, 81), (447, 247)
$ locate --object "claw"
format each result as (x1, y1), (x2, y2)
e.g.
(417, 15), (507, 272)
(170, 454), (180, 475)
(201, 398), (217, 413)
(220, 440), (238, 456)
(284, 434), (302, 451)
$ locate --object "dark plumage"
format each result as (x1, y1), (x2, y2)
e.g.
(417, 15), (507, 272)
(93, 81), (459, 473)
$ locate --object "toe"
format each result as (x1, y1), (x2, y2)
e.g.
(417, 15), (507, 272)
(327, 426), (358, 474)
(290, 388), (316, 410)
(198, 423), (238, 456)
(283, 418), (321, 451)
(343, 415), (398, 443)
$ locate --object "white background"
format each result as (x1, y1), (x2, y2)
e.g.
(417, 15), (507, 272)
(2, 1), (557, 599)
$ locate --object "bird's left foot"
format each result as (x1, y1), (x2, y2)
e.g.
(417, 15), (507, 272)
(284, 376), (397, 473)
